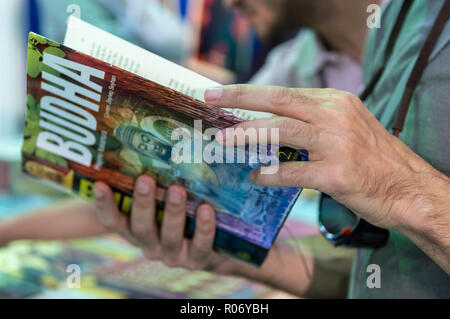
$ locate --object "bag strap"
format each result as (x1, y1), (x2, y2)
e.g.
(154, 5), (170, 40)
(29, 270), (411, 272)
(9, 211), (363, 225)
(359, 0), (414, 101)
(360, 0), (450, 137)
(392, 0), (450, 137)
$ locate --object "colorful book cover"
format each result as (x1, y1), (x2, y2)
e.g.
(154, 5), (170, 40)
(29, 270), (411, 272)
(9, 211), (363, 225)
(22, 32), (307, 266)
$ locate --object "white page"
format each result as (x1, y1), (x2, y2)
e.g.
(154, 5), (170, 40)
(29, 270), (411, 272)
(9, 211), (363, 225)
(64, 16), (271, 120)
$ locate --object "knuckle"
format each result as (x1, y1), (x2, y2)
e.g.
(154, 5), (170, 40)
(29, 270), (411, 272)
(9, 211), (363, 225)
(340, 92), (360, 110)
(186, 260), (205, 271)
(279, 118), (293, 132)
(328, 165), (350, 192)
(131, 223), (148, 239)
(292, 122), (312, 138)
(163, 205), (185, 223)
(229, 85), (247, 106)
(326, 103), (351, 125)
(292, 89), (319, 105)
(163, 204), (176, 217)
(325, 88), (340, 95)
(166, 187), (187, 210)
(196, 219), (214, 234)
(270, 87), (294, 106)
(161, 233), (180, 252)
(345, 92), (361, 106)
(185, 259), (199, 271)
(192, 242), (211, 257)
(284, 122), (316, 147)
(340, 136), (357, 156)
(310, 126), (322, 147)
(102, 217), (121, 231)
(143, 249), (160, 261)
(132, 195), (152, 210)
(162, 256), (179, 268)
(278, 165), (293, 183)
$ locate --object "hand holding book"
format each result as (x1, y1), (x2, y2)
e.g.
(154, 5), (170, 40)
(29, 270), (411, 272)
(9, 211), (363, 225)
(93, 176), (235, 272)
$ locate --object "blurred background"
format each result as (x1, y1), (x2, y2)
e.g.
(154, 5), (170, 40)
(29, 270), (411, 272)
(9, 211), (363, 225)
(0, 0), (319, 299)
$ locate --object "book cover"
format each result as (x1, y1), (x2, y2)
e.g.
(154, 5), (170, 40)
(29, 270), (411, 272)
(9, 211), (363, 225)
(22, 32), (307, 266)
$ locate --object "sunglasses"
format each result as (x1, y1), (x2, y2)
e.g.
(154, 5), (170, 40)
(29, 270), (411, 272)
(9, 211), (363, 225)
(318, 194), (389, 248)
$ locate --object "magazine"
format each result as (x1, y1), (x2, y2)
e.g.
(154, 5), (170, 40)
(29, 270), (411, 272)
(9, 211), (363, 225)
(22, 18), (308, 266)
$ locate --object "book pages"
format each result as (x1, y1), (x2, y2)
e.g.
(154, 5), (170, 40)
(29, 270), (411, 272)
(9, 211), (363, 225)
(64, 16), (272, 120)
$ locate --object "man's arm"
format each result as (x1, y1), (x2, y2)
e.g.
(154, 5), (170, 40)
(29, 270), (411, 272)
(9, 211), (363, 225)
(0, 199), (107, 246)
(231, 235), (355, 298)
(395, 170), (450, 275)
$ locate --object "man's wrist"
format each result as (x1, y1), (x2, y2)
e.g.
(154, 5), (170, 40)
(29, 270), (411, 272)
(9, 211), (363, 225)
(395, 170), (450, 252)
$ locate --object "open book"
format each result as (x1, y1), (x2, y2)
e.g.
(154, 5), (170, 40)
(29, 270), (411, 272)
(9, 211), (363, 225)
(22, 17), (308, 266)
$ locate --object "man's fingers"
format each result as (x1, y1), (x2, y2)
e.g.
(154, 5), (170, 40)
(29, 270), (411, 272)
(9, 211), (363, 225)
(188, 205), (216, 266)
(93, 182), (127, 231)
(130, 176), (159, 249)
(160, 185), (187, 262)
(217, 117), (321, 154)
(249, 161), (326, 190)
(93, 182), (140, 246)
(205, 85), (321, 123)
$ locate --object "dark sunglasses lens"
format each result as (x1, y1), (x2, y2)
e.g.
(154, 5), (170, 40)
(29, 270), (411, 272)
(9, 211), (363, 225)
(319, 194), (359, 236)
(319, 194), (389, 248)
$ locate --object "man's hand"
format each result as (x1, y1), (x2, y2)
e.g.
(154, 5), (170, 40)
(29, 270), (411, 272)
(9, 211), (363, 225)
(205, 85), (450, 236)
(93, 176), (235, 272)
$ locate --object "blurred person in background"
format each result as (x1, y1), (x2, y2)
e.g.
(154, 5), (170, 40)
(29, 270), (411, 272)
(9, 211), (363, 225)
(227, 0), (366, 93)
(191, 0), (369, 93)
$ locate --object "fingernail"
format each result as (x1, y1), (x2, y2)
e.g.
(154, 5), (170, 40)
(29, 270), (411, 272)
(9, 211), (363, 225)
(168, 187), (183, 204)
(93, 185), (104, 200)
(136, 178), (150, 195)
(205, 87), (223, 101)
(198, 207), (211, 221)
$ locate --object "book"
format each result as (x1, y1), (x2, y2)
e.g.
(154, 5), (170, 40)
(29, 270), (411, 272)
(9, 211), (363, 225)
(22, 18), (308, 266)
